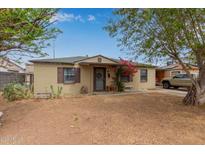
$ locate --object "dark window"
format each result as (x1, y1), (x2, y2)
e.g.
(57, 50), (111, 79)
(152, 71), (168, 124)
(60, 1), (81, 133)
(182, 74), (189, 78)
(175, 74), (194, 78)
(171, 71), (181, 77)
(64, 68), (75, 83)
(140, 69), (148, 82)
(174, 74), (184, 79)
(120, 74), (131, 82)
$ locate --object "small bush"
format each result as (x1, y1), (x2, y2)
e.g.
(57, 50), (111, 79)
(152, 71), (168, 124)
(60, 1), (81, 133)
(50, 85), (63, 99)
(114, 67), (125, 92)
(3, 83), (32, 102)
(80, 86), (88, 94)
(116, 81), (125, 92)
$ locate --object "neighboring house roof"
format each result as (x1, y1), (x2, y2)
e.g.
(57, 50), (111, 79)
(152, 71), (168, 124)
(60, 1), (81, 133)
(0, 67), (8, 72)
(30, 54), (156, 68)
(0, 58), (25, 73)
(157, 63), (198, 70)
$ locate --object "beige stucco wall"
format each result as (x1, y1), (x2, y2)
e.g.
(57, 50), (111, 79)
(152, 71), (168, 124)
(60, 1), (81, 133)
(34, 63), (88, 95)
(34, 63), (116, 95)
(33, 63), (156, 95)
(137, 68), (156, 90)
(124, 68), (156, 90)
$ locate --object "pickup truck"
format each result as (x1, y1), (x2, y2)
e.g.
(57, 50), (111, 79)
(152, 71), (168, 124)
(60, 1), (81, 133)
(161, 73), (197, 89)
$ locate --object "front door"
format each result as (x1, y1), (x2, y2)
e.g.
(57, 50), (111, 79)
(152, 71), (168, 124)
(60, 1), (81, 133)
(94, 67), (106, 91)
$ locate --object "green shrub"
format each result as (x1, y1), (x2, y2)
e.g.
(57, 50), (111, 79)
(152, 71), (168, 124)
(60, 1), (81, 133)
(116, 80), (125, 92)
(30, 83), (34, 93)
(3, 83), (32, 102)
(50, 85), (63, 99)
(115, 67), (125, 92)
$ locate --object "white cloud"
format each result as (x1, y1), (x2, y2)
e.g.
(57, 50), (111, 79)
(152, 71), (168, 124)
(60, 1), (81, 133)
(51, 13), (96, 23)
(51, 13), (84, 23)
(74, 15), (84, 23)
(87, 15), (96, 21)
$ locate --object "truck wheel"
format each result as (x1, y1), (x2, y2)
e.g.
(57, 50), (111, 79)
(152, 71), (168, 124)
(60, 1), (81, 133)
(163, 82), (170, 89)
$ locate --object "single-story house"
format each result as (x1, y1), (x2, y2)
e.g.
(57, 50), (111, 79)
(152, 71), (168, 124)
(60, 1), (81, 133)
(30, 55), (156, 95)
(156, 63), (199, 85)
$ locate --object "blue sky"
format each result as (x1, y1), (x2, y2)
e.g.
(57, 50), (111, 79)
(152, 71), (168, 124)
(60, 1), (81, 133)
(33, 8), (131, 61)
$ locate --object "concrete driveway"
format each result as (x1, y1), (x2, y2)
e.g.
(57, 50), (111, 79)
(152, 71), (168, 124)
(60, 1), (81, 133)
(148, 86), (187, 97)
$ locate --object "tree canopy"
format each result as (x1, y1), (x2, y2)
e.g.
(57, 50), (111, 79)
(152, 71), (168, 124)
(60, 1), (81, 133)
(0, 8), (61, 61)
(105, 9), (205, 105)
(105, 9), (205, 66)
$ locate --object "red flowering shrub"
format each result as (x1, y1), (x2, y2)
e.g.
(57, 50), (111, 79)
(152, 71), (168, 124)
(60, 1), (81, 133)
(119, 58), (138, 76)
(111, 58), (138, 92)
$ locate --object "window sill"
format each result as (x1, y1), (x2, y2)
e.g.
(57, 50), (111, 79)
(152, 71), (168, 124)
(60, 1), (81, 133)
(140, 81), (148, 83)
(63, 81), (75, 84)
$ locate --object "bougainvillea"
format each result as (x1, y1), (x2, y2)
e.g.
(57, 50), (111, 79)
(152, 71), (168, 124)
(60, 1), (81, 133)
(111, 58), (138, 92)
(119, 58), (138, 76)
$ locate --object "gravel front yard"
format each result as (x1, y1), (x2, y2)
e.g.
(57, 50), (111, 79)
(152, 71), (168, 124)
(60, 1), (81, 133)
(0, 92), (205, 144)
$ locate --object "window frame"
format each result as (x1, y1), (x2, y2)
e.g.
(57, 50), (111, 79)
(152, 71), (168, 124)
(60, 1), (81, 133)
(140, 69), (148, 82)
(63, 67), (76, 84)
(120, 74), (132, 82)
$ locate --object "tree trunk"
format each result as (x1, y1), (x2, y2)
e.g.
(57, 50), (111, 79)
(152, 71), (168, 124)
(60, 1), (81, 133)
(183, 69), (205, 105)
(183, 85), (199, 105)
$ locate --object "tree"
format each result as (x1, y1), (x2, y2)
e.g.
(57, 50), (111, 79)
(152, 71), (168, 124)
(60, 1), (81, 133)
(0, 9), (61, 62)
(105, 9), (205, 105)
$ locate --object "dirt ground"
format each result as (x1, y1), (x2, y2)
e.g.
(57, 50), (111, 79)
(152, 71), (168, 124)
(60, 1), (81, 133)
(0, 92), (205, 145)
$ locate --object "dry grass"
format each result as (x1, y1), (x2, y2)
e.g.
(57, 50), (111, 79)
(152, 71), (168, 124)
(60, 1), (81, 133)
(0, 92), (205, 144)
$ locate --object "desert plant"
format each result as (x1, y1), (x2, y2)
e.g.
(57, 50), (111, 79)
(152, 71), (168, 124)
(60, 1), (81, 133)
(3, 83), (32, 101)
(114, 67), (125, 92)
(80, 86), (88, 94)
(50, 85), (63, 99)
